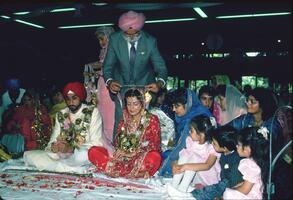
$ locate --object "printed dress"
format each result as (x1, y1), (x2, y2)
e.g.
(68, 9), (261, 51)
(105, 113), (161, 178)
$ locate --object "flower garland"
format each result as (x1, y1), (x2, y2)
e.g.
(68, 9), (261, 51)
(56, 105), (94, 149)
(117, 112), (151, 153)
(31, 103), (51, 150)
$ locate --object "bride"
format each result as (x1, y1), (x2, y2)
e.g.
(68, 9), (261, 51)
(88, 88), (162, 179)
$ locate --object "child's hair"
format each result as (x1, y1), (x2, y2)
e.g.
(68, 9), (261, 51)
(190, 115), (216, 142)
(210, 125), (238, 151)
(237, 127), (269, 198)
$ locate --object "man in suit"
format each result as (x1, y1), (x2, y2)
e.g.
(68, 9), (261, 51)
(103, 10), (168, 139)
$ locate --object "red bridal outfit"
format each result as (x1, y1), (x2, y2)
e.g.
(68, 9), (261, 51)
(88, 109), (161, 178)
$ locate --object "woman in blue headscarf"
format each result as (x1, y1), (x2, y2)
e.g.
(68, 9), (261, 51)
(159, 88), (212, 177)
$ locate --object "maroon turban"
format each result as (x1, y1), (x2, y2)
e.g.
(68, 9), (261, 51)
(118, 11), (145, 32)
(63, 82), (87, 101)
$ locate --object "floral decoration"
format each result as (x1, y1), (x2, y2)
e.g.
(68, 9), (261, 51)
(117, 112), (151, 153)
(257, 126), (269, 140)
(56, 106), (94, 149)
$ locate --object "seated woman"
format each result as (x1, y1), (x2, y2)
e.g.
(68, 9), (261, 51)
(49, 87), (67, 127)
(198, 85), (215, 113)
(148, 89), (175, 153)
(228, 87), (283, 155)
(6, 90), (52, 150)
(214, 84), (247, 125)
(88, 88), (161, 179)
(159, 88), (212, 177)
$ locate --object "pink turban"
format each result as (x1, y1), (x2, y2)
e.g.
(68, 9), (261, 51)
(63, 82), (87, 101)
(118, 11), (145, 32)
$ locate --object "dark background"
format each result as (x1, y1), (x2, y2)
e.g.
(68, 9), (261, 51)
(0, 2), (292, 89)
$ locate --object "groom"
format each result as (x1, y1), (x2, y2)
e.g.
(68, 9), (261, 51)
(23, 82), (103, 173)
(103, 10), (168, 138)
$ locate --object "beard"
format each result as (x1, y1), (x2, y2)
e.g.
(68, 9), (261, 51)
(68, 103), (82, 113)
(123, 33), (141, 43)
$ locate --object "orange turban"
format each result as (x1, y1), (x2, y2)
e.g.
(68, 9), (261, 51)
(63, 82), (87, 101)
(118, 11), (145, 32)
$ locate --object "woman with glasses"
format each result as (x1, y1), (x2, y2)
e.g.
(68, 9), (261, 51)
(228, 87), (283, 155)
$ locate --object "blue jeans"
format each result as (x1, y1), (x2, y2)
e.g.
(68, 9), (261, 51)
(191, 179), (228, 200)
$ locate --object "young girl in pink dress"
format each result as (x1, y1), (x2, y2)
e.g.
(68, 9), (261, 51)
(223, 126), (269, 199)
(167, 115), (220, 196)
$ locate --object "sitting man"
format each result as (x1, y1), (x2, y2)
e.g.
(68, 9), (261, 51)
(23, 82), (103, 174)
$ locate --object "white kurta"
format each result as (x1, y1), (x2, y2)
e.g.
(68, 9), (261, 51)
(23, 104), (103, 174)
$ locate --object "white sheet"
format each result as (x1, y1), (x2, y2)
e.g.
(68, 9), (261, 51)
(0, 159), (170, 200)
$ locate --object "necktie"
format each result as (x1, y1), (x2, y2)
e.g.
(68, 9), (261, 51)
(129, 42), (136, 83)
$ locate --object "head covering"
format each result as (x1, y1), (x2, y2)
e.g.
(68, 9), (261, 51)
(5, 78), (21, 89)
(63, 82), (87, 101)
(95, 26), (115, 62)
(95, 26), (115, 37)
(221, 84), (247, 125)
(175, 89), (212, 143)
(123, 87), (147, 109)
(118, 11), (145, 32)
(211, 75), (230, 88)
(122, 87), (147, 134)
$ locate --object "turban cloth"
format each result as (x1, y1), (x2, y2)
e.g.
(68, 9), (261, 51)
(5, 78), (20, 89)
(63, 82), (87, 101)
(118, 11), (145, 32)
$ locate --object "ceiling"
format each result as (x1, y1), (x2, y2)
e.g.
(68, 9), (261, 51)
(0, 2), (292, 86)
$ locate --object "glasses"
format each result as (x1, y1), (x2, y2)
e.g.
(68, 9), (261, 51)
(245, 97), (258, 105)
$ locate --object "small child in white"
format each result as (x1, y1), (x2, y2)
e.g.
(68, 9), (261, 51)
(167, 115), (220, 198)
(223, 126), (269, 199)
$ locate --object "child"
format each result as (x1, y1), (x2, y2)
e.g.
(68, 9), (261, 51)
(167, 115), (220, 198)
(223, 126), (269, 199)
(188, 125), (244, 200)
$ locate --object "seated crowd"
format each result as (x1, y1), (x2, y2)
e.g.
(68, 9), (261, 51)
(0, 75), (291, 200)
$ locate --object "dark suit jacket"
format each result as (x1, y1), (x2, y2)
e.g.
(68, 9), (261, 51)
(103, 30), (168, 86)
